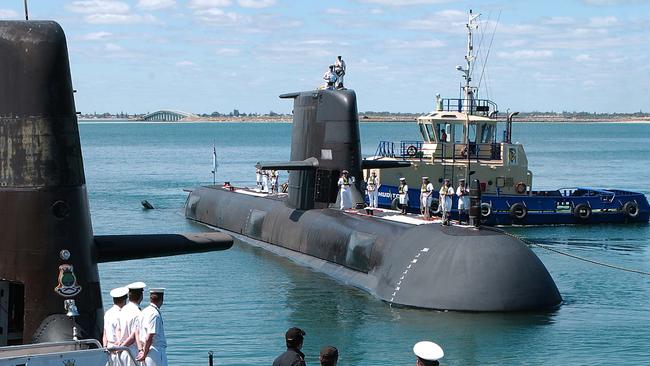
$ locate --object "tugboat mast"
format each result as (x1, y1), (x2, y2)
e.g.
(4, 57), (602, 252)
(457, 9), (480, 112)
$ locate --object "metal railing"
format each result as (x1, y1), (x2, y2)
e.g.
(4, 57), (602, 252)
(375, 141), (501, 161)
(438, 98), (498, 118)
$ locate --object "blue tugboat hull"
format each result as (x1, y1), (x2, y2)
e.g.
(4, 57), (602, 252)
(377, 185), (650, 226)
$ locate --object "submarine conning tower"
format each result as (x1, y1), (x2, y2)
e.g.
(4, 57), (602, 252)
(271, 90), (362, 210)
(1, 21), (233, 346)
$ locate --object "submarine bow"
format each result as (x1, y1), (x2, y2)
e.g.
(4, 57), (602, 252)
(186, 89), (562, 311)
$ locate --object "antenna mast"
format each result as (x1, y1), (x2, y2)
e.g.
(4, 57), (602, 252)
(457, 10), (481, 112)
(24, 0), (29, 20)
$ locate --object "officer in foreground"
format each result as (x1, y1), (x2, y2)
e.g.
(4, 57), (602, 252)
(273, 327), (307, 366)
(137, 288), (167, 366)
(413, 340), (444, 366)
(118, 281), (146, 366)
(103, 286), (128, 364)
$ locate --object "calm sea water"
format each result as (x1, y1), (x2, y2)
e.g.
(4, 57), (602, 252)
(82, 121), (650, 366)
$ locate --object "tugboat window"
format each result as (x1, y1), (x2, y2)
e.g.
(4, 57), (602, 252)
(480, 124), (494, 143)
(468, 124), (477, 143)
(453, 123), (464, 143)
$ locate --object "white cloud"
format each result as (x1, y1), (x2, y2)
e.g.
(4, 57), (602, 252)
(80, 31), (113, 41)
(0, 9), (19, 18)
(216, 48), (240, 56)
(194, 8), (250, 26)
(188, 0), (232, 9)
(237, 0), (276, 8)
(137, 0), (176, 10)
(176, 60), (199, 67)
(574, 54), (594, 62)
(104, 43), (124, 52)
(385, 39), (444, 49)
(85, 13), (156, 24)
(542, 16), (575, 25)
(589, 16), (619, 27)
(358, 0), (452, 5)
(67, 0), (130, 14)
(498, 50), (553, 60)
(325, 8), (348, 15)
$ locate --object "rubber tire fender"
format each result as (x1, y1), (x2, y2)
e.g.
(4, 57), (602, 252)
(515, 182), (527, 194)
(480, 202), (491, 217)
(406, 145), (418, 157)
(573, 203), (592, 221)
(509, 202), (527, 220)
(623, 201), (639, 218)
(430, 198), (441, 214)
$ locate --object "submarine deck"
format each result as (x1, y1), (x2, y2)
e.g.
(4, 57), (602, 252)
(207, 185), (473, 228)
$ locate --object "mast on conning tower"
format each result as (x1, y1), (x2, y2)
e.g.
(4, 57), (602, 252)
(456, 9), (481, 113)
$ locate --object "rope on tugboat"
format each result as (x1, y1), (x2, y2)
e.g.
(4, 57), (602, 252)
(503, 231), (650, 276)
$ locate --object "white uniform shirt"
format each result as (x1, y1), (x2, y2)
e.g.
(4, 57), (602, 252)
(335, 59), (346, 74)
(367, 176), (379, 192)
(456, 186), (470, 209)
(104, 305), (122, 347)
(440, 186), (454, 211)
(118, 301), (142, 349)
(323, 70), (337, 83)
(399, 184), (409, 204)
(141, 304), (167, 349)
(421, 183), (434, 204)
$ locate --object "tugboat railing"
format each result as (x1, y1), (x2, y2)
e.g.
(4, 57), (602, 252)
(439, 98), (498, 118)
(375, 141), (501, 161)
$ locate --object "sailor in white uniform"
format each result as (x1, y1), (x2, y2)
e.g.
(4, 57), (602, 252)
(117, 281), (146, 366)
(338, 170), (355, 210)
(270, 170), (278, 194)
(420, 177), (434, 219)
(456, 179), (470, 224)
(323, 65), (338, 90)
(398, 177), (409, 214)
(366, 171), (379, 209)
(413, 340), (444, 366)
(439, 179), (454, 225)
(256, 165), (262, 190)
(137, 288), (168, 366)
(261, 169), (269, 193)
(334, 56), (346, 89)
(103, 287), (128, 363)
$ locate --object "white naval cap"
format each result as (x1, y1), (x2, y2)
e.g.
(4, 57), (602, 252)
(149, 288), (165, 294)
(399, 177), (406, 181)
(109, 287), (128, 298)
(127, 281), (147, 290)
(413, 341), (444, 361)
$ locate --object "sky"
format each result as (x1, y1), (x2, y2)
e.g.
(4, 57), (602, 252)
(1, 0), (649, 115)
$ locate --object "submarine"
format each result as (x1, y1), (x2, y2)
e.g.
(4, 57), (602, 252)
(185, 89), (563, 311)
(0, 19), (233, 355)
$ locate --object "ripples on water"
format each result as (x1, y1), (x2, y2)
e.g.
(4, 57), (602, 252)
(83, 122), (650, 365)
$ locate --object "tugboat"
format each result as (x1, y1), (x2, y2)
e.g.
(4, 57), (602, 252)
(366, 10), (650, 226)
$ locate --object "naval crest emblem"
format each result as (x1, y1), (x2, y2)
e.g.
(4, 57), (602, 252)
(54, 264), (82, 297)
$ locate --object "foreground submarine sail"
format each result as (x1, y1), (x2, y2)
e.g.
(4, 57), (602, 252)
(0, 20), (233, 346)
(186, 89), (562, 311)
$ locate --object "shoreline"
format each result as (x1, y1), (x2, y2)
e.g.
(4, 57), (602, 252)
(78, 116), (650, 123)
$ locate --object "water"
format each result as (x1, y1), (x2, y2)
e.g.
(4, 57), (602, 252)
(82, 121), (650, 365)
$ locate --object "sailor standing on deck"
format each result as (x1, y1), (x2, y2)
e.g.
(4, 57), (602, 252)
(398, 177), (409, 214)
(117, 281), (146, 366)
(256, 164), (263, 190)
(334, 56), (346, 89)
(103, 287), (128, 362)
(137, 288), (167, 366)
(270, 170), (279, 194)
(413, 340), (444, 366)
(323, 65), (338, 90)
(439, 179), (454, 225)
(262, 169), (269, 193)
(456, 179), (470, 224)
(366, 171), (380, 211)
(420, 177), (434, 219)
(338, 170), (355, 210)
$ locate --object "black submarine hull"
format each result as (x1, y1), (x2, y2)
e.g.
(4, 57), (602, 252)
(186, 187), (562, 311)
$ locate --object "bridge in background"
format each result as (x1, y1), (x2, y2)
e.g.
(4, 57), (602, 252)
(142, 110), (197, 122)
